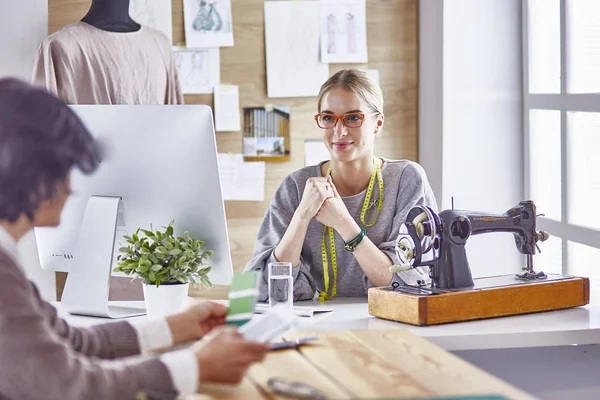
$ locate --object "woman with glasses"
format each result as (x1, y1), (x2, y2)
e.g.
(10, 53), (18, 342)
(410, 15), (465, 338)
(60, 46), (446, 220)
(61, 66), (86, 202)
(244, 69), (437, 301)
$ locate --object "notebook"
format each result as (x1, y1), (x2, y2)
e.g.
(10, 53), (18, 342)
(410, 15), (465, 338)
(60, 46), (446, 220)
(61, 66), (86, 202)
(225, 271), (261, 327)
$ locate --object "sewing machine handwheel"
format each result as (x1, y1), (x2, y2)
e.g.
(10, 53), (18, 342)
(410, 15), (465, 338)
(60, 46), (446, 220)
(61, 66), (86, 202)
(406, 206), (440, 254)
(396, 206), (441, 268)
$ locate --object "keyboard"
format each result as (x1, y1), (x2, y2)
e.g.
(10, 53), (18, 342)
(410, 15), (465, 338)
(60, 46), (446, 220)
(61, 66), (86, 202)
(254, 303), (334, 317)
(107, 305), (146, 318)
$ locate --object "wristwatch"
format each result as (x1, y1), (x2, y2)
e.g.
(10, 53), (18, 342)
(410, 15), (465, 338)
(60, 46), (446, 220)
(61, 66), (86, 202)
(344, 228), (366, 252)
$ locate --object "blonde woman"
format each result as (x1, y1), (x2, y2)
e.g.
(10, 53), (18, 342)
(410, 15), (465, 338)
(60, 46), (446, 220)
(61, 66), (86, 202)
(244, 69), (437, 301)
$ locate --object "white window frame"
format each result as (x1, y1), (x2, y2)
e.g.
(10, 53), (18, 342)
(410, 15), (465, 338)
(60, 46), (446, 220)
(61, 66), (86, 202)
(523, 0), (600, 273)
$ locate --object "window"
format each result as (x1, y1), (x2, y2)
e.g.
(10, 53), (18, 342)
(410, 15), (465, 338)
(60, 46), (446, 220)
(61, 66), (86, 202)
(567, 112), (600, 230)
(528, 110), (561, 221)
(525, 1), (600, 280)
(569, 241), (600, 286)
(527, 0), (561, 93)
(566, 0), (600, 93)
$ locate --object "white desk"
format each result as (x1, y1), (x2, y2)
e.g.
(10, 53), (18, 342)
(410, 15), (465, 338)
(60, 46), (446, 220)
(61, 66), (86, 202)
(59, 295), (600, 352)
(57, 296), (600, 399)
(295, 298), (600, 351)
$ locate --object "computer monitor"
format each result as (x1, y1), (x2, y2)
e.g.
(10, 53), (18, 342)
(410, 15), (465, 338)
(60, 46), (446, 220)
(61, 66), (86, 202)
(34, 105), (233, 318)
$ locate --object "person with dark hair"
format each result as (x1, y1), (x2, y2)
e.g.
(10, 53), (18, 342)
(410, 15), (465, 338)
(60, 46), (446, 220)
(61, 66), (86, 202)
(0, 78), (268, 400)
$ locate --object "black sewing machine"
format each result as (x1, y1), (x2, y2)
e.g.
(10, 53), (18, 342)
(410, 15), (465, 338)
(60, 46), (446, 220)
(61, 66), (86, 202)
(368, 201), (589, 325)
(393, 200), (550, 290)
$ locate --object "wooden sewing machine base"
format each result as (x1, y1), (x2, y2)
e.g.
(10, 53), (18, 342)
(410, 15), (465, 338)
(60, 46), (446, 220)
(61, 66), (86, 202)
(368, 274), (590, 326)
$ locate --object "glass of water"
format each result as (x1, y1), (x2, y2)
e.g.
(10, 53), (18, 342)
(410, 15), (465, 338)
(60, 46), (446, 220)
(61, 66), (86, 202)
(268, 262), (293, 308)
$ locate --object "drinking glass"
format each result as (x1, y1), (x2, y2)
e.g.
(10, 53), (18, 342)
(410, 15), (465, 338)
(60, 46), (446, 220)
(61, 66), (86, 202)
(268, 262), (293, 308)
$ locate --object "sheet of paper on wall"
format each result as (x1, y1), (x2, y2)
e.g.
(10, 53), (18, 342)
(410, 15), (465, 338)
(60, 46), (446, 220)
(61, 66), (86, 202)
(367, 69), (380, 86)
(183, 0), (234, 47)
(264, 1), (330, 98)
(320, 0), (368, 63)
(173, 47), (220, 94)
(218, 154), (265, 201)
(129, 0), (173, 44)
(305, 139), (330, 166)
(214, 85), (241, 132)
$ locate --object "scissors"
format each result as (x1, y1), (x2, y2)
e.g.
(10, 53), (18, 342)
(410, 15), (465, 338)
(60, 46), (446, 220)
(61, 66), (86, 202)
(269, 336), (319, 350)
(267, 377), (328, 400)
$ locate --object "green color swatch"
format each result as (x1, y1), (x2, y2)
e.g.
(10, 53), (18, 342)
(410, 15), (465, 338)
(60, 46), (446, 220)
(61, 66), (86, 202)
(226, 271), (261, 326)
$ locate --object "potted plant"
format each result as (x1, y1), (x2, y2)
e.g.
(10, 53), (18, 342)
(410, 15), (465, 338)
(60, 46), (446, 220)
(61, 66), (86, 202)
(114, 220), (213, 318)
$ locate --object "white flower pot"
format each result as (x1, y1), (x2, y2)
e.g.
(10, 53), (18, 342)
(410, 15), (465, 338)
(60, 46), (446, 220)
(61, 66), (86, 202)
(143, 282), (190, 319)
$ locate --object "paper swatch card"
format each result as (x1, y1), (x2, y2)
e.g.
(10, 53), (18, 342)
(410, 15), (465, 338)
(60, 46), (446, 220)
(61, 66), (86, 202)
(226, 271), (261, 326)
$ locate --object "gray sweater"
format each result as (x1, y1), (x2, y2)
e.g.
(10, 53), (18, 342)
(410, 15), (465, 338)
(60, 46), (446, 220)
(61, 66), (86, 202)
(244, 160), (438, 301)
(0, 249), (177, 400)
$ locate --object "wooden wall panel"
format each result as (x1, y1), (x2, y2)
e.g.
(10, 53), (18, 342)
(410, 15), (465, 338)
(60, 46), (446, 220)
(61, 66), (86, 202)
(48, 0), (418, 275)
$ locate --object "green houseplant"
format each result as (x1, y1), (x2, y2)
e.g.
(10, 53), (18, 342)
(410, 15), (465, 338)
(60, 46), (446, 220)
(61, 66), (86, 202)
(113, 221), (213, 317)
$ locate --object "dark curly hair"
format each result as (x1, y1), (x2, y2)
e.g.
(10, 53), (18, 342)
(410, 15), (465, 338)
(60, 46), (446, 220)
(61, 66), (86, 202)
(0, 78), (101, 222)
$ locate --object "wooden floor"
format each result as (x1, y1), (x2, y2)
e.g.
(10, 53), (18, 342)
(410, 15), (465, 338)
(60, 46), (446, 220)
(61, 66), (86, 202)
(189, 329), (535, 400)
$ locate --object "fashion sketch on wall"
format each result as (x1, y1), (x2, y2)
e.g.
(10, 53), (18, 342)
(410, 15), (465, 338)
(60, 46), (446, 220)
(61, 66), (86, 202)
(172, 48), (220, 94)
(320, 0), (368, 63)
(129, 0), (173, 44)
(183, 0), (234, 47)
(264, 1), (329, 98)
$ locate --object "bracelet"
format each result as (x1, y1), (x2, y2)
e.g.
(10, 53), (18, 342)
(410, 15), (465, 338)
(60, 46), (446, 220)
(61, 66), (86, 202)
(344, 228), (366, 252)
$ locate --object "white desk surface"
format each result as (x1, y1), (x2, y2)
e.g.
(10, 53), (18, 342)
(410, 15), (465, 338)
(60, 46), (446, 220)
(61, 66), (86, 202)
(57, 288), (600, 352)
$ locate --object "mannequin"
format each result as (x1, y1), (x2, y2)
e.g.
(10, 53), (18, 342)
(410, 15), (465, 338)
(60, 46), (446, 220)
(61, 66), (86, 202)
(33, 0), (183, 106)
(81, 0), (140, 32)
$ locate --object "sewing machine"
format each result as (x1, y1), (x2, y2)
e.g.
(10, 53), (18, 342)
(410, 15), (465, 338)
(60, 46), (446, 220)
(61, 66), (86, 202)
(368, 201), (590, 326)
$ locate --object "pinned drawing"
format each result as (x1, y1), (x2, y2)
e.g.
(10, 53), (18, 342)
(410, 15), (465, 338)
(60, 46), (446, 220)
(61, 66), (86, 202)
(346, 13), (357, 54)
(193, 1), (223, 31)
(129, 0), (173, 44)
(264, 1), (329, 98)
(172, 48), (220, 94)
(326, 13), (337, 54)
(320, 0), (368, 63)
(183, 0), (234, 47)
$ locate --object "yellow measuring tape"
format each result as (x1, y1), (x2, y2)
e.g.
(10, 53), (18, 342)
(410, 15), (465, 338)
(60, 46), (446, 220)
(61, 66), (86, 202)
(319, 158), (384, 301)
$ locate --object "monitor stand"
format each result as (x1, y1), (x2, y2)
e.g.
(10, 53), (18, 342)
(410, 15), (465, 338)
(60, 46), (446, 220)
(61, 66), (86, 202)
(61, 196), (146, 318)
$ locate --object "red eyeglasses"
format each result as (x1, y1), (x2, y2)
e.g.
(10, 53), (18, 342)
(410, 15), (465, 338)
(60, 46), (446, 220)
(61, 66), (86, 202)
(314, 112), (379, 129)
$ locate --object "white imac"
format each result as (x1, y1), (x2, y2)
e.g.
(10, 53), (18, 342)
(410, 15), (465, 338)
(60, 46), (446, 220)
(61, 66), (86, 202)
(34, 105), (233, 318)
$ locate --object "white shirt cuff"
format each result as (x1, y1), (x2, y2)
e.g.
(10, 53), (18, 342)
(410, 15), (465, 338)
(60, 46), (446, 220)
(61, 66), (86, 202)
(129, 318), (174, 353)
(160, 349), (199, 396)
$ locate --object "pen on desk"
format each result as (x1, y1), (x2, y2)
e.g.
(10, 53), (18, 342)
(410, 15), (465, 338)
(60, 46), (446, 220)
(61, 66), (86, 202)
(267, 378), (327, 400)
(269, 336), (319, 350)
